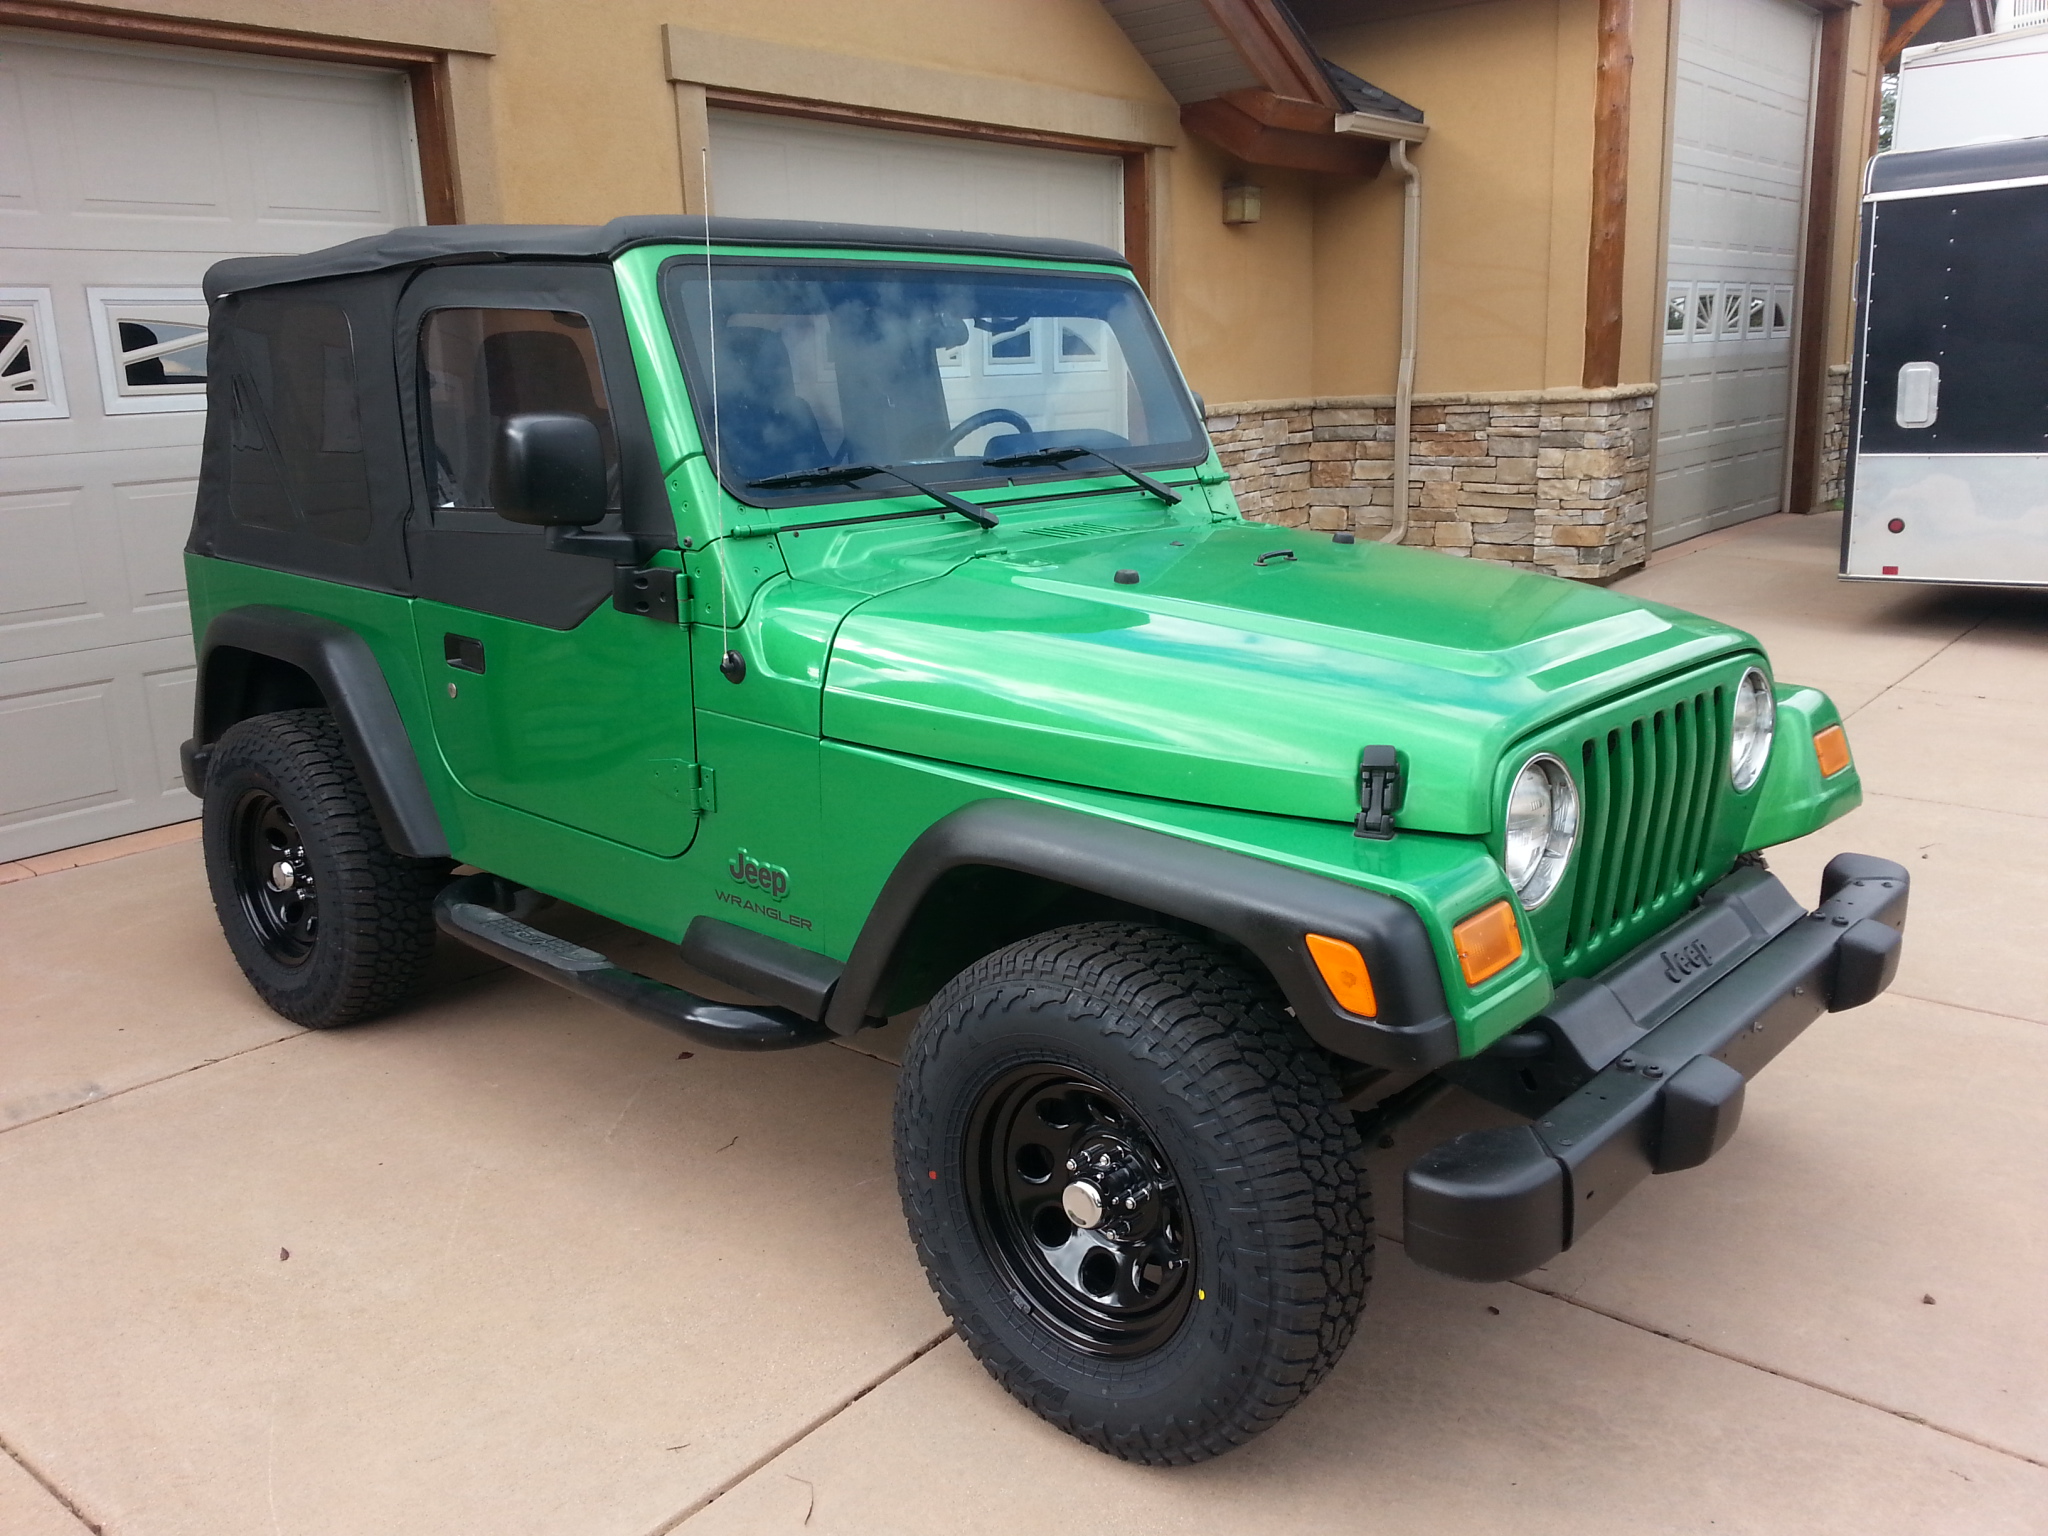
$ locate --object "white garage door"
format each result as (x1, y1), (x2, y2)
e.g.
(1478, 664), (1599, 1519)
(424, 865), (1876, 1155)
(0, 29), (421, 860)
(1653, 0), (1819, 547)
(707, 110), (1124, 251)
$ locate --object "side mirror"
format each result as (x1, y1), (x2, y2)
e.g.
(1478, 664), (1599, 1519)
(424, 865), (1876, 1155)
(491, 412), (608, 527)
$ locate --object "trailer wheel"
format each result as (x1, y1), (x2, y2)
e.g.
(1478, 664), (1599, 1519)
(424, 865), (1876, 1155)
(895, 922), (1369, 1463)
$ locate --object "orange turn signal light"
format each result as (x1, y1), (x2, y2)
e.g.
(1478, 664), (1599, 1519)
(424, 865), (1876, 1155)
(1813, 723), (1852, 778)
(1306, 933), (1378, 1017)
(1452, 901), (1524, 987)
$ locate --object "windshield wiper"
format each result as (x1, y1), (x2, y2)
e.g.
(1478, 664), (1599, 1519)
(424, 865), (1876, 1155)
(982, 446), (1181, 506)
(746, 463), (998, 529)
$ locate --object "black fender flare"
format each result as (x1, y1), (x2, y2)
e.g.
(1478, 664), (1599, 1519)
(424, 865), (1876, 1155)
(186, 605), (450, 859)
(824, 799), (1459, 1071)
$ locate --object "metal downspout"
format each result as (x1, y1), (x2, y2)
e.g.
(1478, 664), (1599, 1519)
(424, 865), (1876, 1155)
(1385, 139), (1421, 546)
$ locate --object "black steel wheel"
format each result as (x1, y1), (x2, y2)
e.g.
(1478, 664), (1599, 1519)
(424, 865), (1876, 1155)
(201, 708), (444, 1028)
(896, 923), (1369, 1464)
(966, 1066), (1194, 1359)
(228, 787), (319, 965)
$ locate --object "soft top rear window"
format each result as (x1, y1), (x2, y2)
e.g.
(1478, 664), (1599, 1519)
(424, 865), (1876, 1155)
(220, 292), (371, 545)
(660, 258), (1204, 506)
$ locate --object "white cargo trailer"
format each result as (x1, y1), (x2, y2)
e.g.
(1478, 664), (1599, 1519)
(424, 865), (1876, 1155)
(1891, 23), (2048, 153)
(1844, 27), (2048, 586)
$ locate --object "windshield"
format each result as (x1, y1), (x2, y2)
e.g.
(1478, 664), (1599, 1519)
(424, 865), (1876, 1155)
(661, 259), (1205, 506)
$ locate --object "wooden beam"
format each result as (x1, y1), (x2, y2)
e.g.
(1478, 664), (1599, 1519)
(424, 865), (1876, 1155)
(406, 58), (459, 225)
(1787, 4), (1852, 518)
(1181, 96), (1388, 175)
(1200, 0), (1345, 109)
(1582, 0), (1634, 389)
(1882, 0), (1948, 62)
(1218, 88), (1334, 134)
(1121, 150), (1155, 295)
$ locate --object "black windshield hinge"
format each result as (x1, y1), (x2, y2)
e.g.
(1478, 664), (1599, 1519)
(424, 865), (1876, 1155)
(1356, 746), (1404, 840)
(613, 564), (682, 623)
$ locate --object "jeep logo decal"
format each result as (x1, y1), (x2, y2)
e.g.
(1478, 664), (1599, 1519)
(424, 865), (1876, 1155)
(1661, 938), (1714, 985)
(729, 849), (789, 901)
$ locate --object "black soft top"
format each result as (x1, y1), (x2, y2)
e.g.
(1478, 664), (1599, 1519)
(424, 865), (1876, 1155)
(204, 215), (1131, 299)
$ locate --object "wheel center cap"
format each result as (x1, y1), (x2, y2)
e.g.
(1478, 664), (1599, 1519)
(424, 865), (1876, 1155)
(1061, 1180), (1106, 1229)
(267, 860), (296, 892)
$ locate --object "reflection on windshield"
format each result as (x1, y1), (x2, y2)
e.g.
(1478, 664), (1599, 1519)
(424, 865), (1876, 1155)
(663, 261), (1204, 501)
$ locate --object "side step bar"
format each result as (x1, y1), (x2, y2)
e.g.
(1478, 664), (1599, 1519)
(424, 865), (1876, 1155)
(433, 874), (833, 1051)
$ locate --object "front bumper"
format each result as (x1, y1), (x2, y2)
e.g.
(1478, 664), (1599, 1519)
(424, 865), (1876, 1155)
(1404, 853), (1909, 1282)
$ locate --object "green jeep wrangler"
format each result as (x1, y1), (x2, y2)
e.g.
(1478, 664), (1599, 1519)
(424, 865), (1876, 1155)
(183, 216), (1905, 1464)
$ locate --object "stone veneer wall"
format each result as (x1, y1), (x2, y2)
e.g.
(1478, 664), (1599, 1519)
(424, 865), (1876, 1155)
(1819, 363), (1851, 511)
(1204, 385), (1657, 581)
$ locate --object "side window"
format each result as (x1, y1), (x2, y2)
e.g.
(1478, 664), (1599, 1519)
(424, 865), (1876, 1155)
(418, 308), (619, 510)
(223, 294), (372, 544)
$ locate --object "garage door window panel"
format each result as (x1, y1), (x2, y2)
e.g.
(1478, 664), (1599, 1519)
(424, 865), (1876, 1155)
(86, 289), (209, 415)
(0, 290), (68, 420)
(0, 318), (37, 397)
(119, 320), (208, 389)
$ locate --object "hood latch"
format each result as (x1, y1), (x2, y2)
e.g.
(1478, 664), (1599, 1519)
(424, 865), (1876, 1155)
(1356, 746), (1404, 840)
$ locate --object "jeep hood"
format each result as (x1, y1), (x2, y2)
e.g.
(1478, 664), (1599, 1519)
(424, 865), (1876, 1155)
(820, 523), (1754, 834)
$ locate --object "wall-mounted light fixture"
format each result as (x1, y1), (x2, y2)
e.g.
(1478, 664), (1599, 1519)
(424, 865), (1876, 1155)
(1222, 183), (1262, 225)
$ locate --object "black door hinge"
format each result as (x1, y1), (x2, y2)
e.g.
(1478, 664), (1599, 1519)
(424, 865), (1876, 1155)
(1356, 745), (1404, 839)
(613, 565), (682, 622)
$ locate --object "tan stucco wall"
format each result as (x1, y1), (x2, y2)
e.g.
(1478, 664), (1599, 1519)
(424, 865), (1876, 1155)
(485, 0), (1174, 227)
(1161, 146), (1321, 406)
(1304, 0), (1634, 397)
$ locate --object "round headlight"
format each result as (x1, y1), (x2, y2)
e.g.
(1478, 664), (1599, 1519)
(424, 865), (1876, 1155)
(1503, 754), (1578, 910)
(1730, 667), (1775, 792)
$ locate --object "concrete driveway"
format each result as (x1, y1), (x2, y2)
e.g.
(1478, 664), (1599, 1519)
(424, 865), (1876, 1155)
(3, 512), (2045, 1534)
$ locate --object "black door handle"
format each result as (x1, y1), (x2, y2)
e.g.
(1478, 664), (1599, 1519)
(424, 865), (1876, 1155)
(444, 634), (486, 674)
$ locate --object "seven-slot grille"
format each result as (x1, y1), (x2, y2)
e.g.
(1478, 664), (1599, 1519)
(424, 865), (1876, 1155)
(1560, 684), (1729, 963)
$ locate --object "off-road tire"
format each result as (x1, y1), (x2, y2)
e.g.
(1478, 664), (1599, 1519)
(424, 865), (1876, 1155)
(895, 922), (1370, 1463)
(202, 708), (443, 1028)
